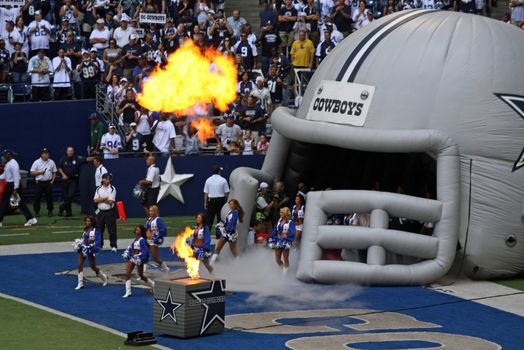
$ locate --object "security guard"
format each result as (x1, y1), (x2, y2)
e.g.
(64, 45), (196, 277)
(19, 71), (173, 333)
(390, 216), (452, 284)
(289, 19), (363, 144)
(0, 150), (37, 228)
(203, 165), (230, 235)
(30, 148), (57, 217)
(94, 173), (118, 252)
(58, 146), (85, 217)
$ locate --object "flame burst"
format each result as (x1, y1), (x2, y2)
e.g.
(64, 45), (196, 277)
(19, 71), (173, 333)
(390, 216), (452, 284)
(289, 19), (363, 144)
(191, 118), (215, 142)
(137, 40), (237, 116)
(171, 226), (200, 279)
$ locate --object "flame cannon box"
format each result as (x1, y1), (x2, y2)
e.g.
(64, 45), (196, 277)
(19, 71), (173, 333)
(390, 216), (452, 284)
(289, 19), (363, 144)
(153, 277), (226, 338)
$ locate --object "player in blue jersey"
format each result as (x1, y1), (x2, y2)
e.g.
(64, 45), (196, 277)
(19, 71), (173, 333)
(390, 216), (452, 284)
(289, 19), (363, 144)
(73, 216), (108, 290)
(145, 205), (169, 272)
(210, 199), (244, 265)
(122, 225), (155, 298)
(188, 213), (214, 273)
(268, 207), (296, 271)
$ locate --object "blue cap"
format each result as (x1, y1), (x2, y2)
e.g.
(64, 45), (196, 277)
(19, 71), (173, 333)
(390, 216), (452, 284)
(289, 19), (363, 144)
(89, 112), (98, 119)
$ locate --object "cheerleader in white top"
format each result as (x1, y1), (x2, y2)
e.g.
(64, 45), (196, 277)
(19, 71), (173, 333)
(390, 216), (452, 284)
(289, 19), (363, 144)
(145, 205), (169, 272)
(268, 207), (296, 271)
(122, 225), (155, 297)
(292, 195), (305, 244)
(73, 216), (108, 290)
(188, 213), (214, 273)
(210, 199), (244, 265)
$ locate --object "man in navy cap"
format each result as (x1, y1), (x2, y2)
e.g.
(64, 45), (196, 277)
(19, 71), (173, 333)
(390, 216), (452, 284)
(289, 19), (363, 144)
(0, 150), (37, 228)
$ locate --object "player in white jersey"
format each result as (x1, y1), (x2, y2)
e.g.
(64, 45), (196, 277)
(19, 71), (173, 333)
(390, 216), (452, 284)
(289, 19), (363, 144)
(100, 124), (123, 159)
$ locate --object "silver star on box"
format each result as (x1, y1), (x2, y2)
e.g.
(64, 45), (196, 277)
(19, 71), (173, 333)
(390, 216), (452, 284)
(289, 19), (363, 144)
(157, 157), (194, 204)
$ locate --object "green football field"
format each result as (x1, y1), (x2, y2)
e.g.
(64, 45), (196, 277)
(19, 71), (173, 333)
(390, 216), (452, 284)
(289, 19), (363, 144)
(0, 203), (194, 245)
(0, 296), (157, 350)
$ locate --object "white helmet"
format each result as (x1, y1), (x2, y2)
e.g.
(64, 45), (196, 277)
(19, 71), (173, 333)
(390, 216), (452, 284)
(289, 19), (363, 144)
(228, 11), (524, 284)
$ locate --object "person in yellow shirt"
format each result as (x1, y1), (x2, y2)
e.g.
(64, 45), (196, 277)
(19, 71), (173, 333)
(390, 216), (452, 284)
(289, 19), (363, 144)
(290, 30), (315, 68)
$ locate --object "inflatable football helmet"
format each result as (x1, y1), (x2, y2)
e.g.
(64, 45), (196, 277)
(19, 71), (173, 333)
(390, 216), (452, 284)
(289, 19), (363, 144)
(227, 11), (524, 284)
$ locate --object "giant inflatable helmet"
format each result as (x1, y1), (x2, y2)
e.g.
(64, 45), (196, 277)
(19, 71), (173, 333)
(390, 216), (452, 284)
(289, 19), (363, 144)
(226, 10), (524, 285)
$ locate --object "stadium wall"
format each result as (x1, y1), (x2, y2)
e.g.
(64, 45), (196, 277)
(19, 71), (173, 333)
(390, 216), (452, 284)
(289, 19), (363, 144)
(0, 100), (95, 168)
(80, 155), (265, 218)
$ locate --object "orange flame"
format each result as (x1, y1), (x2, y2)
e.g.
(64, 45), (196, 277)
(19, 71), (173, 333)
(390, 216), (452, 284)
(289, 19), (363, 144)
(191, 118), (215, 142)
(137, 40), (237, 116)
(170, 226), (200, 279)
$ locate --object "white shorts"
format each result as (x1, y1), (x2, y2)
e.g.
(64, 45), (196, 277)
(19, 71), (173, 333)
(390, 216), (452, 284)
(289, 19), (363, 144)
(296, 225), (303, 231)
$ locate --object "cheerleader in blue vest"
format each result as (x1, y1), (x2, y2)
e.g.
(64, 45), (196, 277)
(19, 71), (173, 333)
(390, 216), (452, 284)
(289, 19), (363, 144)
(188, 213), (214, 273)
(210, 199), (244, 265)
(145, 205), (169, 272)
(122, 225), (155, 298)
(268, 207), (296, 271)
(73, 216), (108, 290)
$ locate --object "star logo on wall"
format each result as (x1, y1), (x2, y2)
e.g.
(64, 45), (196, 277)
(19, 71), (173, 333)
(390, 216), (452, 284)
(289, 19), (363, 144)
(494, 93), (524, 172)
(190, 280), (226, 335)
(157, 157), (194, 204)
(156, 288), (182, 323)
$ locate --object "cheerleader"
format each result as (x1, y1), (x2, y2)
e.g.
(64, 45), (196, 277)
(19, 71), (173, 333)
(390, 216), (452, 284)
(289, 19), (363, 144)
(210, 199), (244, 265)
(188, 213), (214, 273)
(292, 195), (305, 244)
(122, 226), (155, 298)
(268, 207), (296, 271)
(145, 205), (169, 272)
(73, 216), (108, 290)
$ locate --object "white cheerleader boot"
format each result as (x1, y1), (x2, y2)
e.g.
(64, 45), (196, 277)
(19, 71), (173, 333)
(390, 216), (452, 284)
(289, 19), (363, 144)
(98, 271), (108, 286)
(160, 262), (170, 273)
(209, 253), (218, 267)
(147, 278), (155, 288)
(75, 272), (84, 290)
(122, 280), (132, 298)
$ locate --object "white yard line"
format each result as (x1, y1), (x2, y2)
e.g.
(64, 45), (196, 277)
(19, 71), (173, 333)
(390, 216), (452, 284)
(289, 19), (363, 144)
(0, 233), (30, 237)
(51, 230), (81, 234)
(0, 292), (172, 350)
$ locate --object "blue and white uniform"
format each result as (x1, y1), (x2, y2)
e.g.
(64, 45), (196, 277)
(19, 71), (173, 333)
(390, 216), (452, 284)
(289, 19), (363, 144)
(145, 216), (167, 246)
(292, 204), (305, 231)
(190, 225), (212, 260)
(269, 218), (296, 251)
(74, 227), (102, 256)
(123, 237), (150, 265)
(218, 210), (239, 242)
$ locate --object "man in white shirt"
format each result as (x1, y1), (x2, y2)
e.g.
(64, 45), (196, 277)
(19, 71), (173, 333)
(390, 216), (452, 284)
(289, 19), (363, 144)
(30, 148), (57, 217)
(52, 47), (72, 100)
(151, 114), (176, 154)
(100, 124), (123, 159)
(0, 6), (21, 35)
(203, 165), (230, 231)
(94, 172), (118, 251)
(28, 49), (53, 101)
(2, 20), (22, 55)
(215, 114), (243, 152)
(250, 76), (272, 114)
(0, 150), (37, 228)
(89, 18), (110, 54)
(139, 155), (160, 213)
(27, 10), (52, 54)
(112, 14), (134, 48)
(93, 155), (108, 187)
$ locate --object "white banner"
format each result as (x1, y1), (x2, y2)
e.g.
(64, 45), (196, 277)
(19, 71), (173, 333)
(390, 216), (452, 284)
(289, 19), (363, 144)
(306, 80), (375, 127)
(0, 0), (24, 6)
(139, 13), (166, 24)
